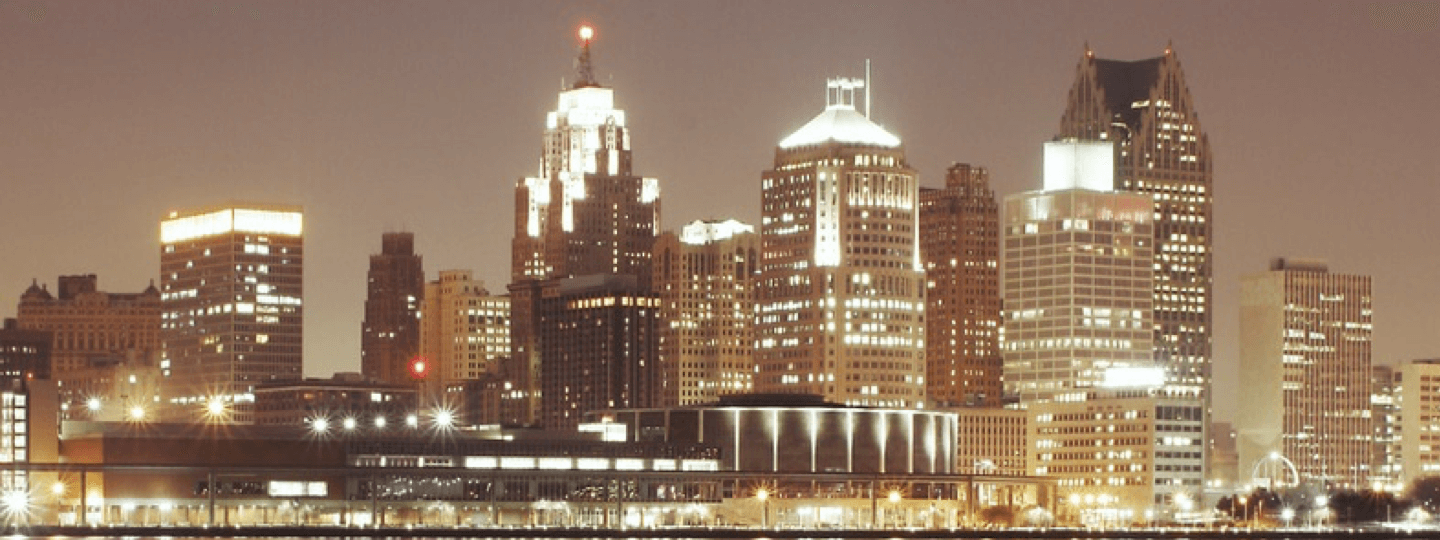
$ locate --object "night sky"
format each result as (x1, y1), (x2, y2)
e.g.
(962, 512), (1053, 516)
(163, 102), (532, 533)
(2, 1), (1437, 422)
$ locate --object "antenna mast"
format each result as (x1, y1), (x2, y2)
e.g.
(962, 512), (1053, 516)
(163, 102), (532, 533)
(574, 25), (598, 88)
(864, 59), (872, 118)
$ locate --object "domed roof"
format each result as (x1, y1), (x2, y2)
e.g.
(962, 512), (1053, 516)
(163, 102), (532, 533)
(779, 105), (900, 149)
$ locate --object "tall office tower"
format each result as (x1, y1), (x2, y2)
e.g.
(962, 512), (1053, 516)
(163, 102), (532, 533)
(653, 219), (759, 406)
(919, 163), (1002, 407)
(538, 275), (660, 429)
(16, 275), (160, 405)
(361, 232), (424, 385)
(159, 204), (303, 422)
(1237, 258), (1373, 489)
(1059, 45), (1213, 405)
(1398, 359), (1440, 487)
(508, 27), (661, 425)
(418, 271), (510, 401)
(0, 319), (59, 499)
(756, 78), (925, 408)
(1002, 140), (1155, 402)
(1372, 364), (1402, 489)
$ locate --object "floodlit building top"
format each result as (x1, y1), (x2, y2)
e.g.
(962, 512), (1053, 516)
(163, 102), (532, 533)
(160, 205), (303, 243)
(679, 219), (754, 245)
(779, 77), (899, 149)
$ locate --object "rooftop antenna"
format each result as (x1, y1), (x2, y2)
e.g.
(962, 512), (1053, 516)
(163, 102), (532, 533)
(574, 25), (598, 88)
(865, 59), (872, 119)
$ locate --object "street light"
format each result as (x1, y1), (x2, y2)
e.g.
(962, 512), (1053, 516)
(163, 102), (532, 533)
(128, 405), (146, 421)
(755, 488), (769, 528)
(888, 490), (903, 529)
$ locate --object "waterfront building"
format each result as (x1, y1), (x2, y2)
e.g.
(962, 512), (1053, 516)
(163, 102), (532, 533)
(756, 77), (925, 408)
(1237, 258), (1373, 489)
(653, 219), (759, 406)
(158, 203), (304, 422)
(252, 372), (418, 427)
(1399, 359), (1440, 487)
(361, 232), (424, 386)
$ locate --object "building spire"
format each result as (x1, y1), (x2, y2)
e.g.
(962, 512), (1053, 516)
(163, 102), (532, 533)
(573, 25), (599, 89)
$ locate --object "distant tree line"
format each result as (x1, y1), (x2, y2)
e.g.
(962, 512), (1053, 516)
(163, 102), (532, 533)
(1215, 476), (1440, 524)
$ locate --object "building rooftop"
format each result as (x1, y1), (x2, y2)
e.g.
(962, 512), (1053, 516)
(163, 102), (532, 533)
(780, 105), (900, 149)
(1092, 56), (1164, 128)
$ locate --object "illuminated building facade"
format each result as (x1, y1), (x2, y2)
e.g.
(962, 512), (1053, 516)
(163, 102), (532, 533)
(1372, 364), (1401, 489)
(418, 271), (510, 399)
(756, 78), (925, 408)
(0, 322), (60, 500)
(653, 219), (758, 406)
(1030, 391), (1204, 524)
(508, 27), (661, 426)
(16, 274), (159, 379)
(919, 164), (1002, 407)
(952, 406), (1028, 477)
(1059, 44), (1213, 410)
(159, 204), (304, 422)
(1237, 258), (1372, 489)
(1002, 140), (1155, 402)
(538, 275), (660, 430)
(361, 232), (424, 386)
(18, 276), (161, 420)
(1398, 359), (1440, 486)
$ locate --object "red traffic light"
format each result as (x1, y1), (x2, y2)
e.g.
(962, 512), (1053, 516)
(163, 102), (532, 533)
(409, 356), (428, 380)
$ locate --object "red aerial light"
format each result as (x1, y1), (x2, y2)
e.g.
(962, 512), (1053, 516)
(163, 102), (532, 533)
(409, 356), (428, 380)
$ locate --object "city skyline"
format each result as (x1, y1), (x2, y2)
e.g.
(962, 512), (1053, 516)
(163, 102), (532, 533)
(2, 1), (1438, 425)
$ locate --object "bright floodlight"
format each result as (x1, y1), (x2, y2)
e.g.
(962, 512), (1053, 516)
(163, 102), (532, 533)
(579, 25), (594, 41)
(128, 405), (146, 421)
(1316, 495), (1329, 506)
(310, 418), (329, 432)
(342, 417), (357, 430)
(50, 482), (64, 496)
(888, 490), (902, 503)
(755, 488), (768, 501)
(87, 397), (101, 411)
(405, 414), (419, 428)
(206, 398), (226, 417)
(1281, 508), (1295, 521)
(374, 416), (387, 428)
(1, 490), (27, 514)
(435, 410), (455, 428)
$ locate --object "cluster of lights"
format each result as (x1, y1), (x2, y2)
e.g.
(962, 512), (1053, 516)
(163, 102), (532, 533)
(308, 410), (453, 435)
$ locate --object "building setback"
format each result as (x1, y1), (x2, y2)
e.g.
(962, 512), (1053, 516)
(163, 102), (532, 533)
(653, 219), (759, 407)
(1059, 45), (1214, 407)
(361, 232), (424, 386)
(159, 203), (304, 422)
(756, 78), (925, 408)
(1237, 258), (1373, 489)
(919, 163), (1002, 407)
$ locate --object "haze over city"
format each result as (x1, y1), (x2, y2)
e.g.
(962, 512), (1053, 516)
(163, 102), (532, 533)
(2, 0), (1437, 426)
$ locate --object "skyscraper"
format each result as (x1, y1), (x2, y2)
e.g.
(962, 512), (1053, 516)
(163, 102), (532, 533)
(919, 163), (1002, 407)
(756, 77), (925, 408)
(1002, 141), (1155, 401)
(507, 27), (661, 426)
(1237, 258), (1372, 489)
(159, 203), (303, 422)
(1004, 140), (1205, 517)
(361, 232), (424, 385)
(653, 219), (759, 406)
(1059, 45), (1213, 405)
